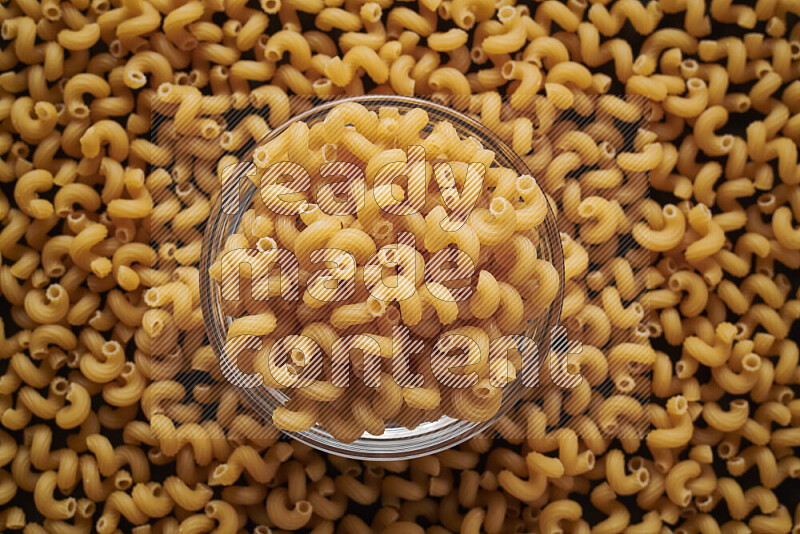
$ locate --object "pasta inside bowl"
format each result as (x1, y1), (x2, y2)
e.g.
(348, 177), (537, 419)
(200, 95), (564, 460)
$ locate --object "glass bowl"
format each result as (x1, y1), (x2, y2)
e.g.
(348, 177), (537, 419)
(200, 95), (564, 460)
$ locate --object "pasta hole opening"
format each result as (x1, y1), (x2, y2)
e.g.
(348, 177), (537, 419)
(296, 501), (312, 515)
(633, 322), (650, 340)
(789, 41), (800, 59)
(79, 501), (95, 517)
(102, 341), (120, 357)
(44, 5), (61, 18)
(489, 197), (508, 216)
(257, 237), (277, 252)
(115, 227), (133, 242)
(144, 288), (160, 306)
(261, 0), (280, 13)
(65, 498), (77, 515)
(719, 135), (734, 151)
(220, 132), (234, 150)
(253, 147), (269, 167)
(497, 6), (516, 23)
(157, 83), (173, 99)
(696, 495), (713, 508)
(374, 220), (394, 240)
(653, 458), (670, 473)
(144, 315), (164, 337)
(322, 143), (337, 162)
(66, 350), (81, 367)
(11, 144), (28, 158)
(364, 4), (381, 22)
(617, 376), (635, 393)
(255, 527), (272, 534)
(265, 49), (281, 62)
(734, 322), (747, 338)
(108, 41), (124, 58)
(175, 181), (193, 198)
(127, 70), (146, 85)
(290, 349), (306, 367)
(367, 296), (387, 317)
(757, 193), (775, 208)
(213, 465), (227, 479)
(759, 60), (776, 78)
(475, 385), (492, 398)
(213, 65), (229, 78)
(52, 377), (69, 395)
(663, 204), (678, 218)
(687, 78), (705, 91)
(600, 141), (616, 158)
(742, 353), (761, 372)
(717, 441), (734, 458)
(471, 47), (486, 64)
(636, 468), (649, 486)
(0, 23), (13, 40)
(730, 399), (748, 409)
(667, 277), (681, 291)
(205, 503), (217, 516)
(735, 97), (750, 112)
(585, 451), (595, 469)
(121, 362), (135, 377)
(71, 104), (90, 119)
(46, 284), (63, 302)
(201, 122), (220, 139)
